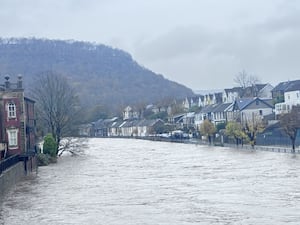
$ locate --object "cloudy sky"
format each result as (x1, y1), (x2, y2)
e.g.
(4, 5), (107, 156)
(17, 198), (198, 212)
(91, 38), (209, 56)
(1, 0), (300, 91)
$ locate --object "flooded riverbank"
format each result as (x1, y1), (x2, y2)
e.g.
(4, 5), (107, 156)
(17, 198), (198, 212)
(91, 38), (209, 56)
(1, 138), (299, 224)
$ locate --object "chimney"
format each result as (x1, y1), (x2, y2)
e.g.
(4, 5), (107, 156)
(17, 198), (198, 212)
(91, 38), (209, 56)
(17, 74), (23, 89)
(4, 75), (10, 89)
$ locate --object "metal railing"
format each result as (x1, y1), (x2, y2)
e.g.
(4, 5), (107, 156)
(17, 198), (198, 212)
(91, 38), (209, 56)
(0, 155), (20, 175)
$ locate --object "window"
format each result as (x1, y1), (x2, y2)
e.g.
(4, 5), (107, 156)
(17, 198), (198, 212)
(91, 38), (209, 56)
(7, 129), (18, 147)
(7, 103), (16, 118)
(259, 110), (263, 116)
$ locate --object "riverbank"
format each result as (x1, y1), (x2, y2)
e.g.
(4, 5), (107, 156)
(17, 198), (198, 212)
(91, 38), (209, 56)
(2, 138), (299, 224)
(104, 136), (300, 154)
(0, 155), (37, 201)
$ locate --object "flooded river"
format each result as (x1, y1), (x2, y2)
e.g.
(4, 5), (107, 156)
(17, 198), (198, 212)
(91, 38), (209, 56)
(1, 138), (300, 224)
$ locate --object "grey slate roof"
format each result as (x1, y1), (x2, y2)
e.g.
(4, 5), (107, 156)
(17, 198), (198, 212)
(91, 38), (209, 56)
(272, 80), (300, 92)
(212, 103), (232, 113)
(233, 98), (273, 110)
(285, 80), (300, 92)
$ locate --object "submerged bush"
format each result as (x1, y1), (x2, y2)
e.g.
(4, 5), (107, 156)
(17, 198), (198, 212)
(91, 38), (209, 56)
(37, 153), (51, 166)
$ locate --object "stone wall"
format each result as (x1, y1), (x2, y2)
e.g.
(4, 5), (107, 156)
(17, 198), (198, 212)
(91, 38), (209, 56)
(0, 156), (37, 201)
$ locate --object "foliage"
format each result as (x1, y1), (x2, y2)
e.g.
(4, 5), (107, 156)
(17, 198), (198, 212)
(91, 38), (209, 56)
(279, 105), (300, 152)
(43, 134), (57, 157)
(169, 103), (185, 116)
(243, 113), (265, 148)
(225, 121), (247, 145)
(32, 72), (80, 155)
(80, 105), (109, 123)
(147, 111), (168, 121)
(152, 122), (170, 134)
(200, 120), (216, 143)
(37, 153), (51, 166)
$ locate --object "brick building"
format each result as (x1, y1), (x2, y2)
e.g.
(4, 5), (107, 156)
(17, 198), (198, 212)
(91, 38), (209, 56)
(0, 75), (36, 159)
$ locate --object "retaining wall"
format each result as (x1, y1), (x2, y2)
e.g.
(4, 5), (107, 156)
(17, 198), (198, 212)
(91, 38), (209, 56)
(0, 156), (37, 201)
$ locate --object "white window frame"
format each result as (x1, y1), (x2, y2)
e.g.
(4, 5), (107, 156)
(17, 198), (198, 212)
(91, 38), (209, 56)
(7, 102), (16, 119)
(7, 129), (18, 147)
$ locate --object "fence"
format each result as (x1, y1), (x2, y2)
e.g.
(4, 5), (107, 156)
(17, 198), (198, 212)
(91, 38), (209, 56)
(223, 143), (300, 154)
(0, 155), (20, 175)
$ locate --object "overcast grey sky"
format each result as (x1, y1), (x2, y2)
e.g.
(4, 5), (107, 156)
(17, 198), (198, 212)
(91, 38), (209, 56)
(1, 0), (299, 91)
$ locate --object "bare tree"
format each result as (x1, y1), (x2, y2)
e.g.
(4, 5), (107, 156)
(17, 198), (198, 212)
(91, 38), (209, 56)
(234, 70), (261, 88)
(58, 137), (88, 157)
(32, 71), (80, 155)
(234, 70), (249, 88)
(280, 105), (300, 153)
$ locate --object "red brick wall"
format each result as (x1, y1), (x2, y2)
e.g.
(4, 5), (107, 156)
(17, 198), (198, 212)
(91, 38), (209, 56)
(3, 97), (22, 155)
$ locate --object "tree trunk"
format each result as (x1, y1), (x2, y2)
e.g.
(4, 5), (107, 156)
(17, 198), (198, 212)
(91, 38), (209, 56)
(235, 138), (239, 146)
(292, 138), (296, 153)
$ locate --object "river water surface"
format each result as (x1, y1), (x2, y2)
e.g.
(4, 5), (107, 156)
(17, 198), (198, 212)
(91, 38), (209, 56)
(1, 138), (300, 225)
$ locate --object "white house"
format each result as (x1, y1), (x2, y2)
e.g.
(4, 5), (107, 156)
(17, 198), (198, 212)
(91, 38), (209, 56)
(211, 103), (233, 125)
(123, 106), (139, 120)
(275, 81), (300, 115)
(257, 83), (274, 99)
(222, 87), (242, 103)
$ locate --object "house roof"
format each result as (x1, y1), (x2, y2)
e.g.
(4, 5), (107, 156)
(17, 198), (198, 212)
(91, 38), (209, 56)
(212, 103), (232, 113)
(285, 80), (300, 92)
(234, 98), (253, 110)
(255, 84), (268, 91)
(200, 104), (217, 113)
(224, 87), (243, 94)
(233, 97), (273, 110)
(272, 80), (300, 92)
(111, 121), (124, 128)
(138, 119), (163, 127)
(172, 113), (185, 119)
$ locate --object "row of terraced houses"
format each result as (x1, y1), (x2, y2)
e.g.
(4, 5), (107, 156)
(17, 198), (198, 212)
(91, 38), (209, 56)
(80, 80), (300, 146)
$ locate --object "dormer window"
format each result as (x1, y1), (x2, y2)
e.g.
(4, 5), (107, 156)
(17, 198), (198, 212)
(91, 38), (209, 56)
(7, 102), (16, 118)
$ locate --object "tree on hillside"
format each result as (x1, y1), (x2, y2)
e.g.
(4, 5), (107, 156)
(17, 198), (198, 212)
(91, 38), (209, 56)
(81, 104), (109, 123)
(200, 120), (216, 144)
(225, 121), (246, 146)
(31, 71), (80, 155)
(280, 105), (300, 153)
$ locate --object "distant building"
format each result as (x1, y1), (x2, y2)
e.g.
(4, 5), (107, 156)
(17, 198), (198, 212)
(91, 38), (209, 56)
(123, 106), (139, 120)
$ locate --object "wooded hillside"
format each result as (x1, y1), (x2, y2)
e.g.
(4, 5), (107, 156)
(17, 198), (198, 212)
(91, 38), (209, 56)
(0, 38), (194, 114)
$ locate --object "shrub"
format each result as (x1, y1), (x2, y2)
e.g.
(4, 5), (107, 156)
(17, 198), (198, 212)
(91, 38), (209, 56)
(43, 134), (57, 157)
(37, 153), (51, 166)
